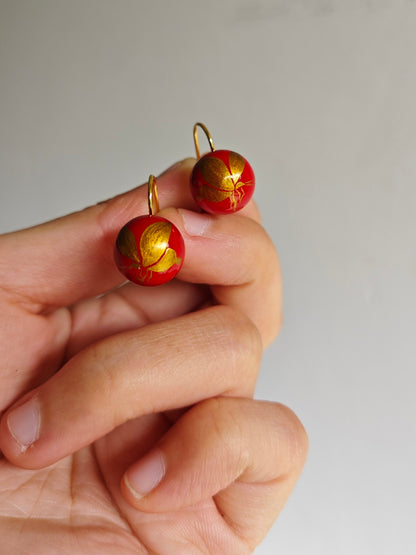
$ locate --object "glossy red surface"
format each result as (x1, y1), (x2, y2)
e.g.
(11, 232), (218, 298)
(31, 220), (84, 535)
(114, 215), (185, 286)
(190, 149), (255, 214)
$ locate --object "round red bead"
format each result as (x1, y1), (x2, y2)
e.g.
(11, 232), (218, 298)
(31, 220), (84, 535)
(190, 149), (255, 214)
(114, 215), (185, 286)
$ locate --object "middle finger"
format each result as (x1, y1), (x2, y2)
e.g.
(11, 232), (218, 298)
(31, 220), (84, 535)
(67, 207), (281, 356)
(0, 305), (262, 469)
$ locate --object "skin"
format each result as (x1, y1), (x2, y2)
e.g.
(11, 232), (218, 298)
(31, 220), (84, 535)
(0, 159), (308, 554)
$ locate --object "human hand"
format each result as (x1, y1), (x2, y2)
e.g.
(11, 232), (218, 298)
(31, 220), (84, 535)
(0, 160), (307, 554)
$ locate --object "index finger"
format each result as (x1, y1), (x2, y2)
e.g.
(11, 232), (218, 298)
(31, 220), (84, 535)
(157, 206), (281, 347)
(0, 159), (196, 311)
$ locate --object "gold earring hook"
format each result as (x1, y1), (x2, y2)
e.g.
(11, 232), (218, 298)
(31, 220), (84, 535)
(193, 122), (215, 159)
(148, 174), (159, 216)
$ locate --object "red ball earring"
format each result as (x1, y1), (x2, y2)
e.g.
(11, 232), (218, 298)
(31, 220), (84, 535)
(190, 122), (255, 214)
(114, 175), (185, 286)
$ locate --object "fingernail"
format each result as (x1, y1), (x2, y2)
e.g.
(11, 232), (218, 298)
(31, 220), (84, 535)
(7, 398), (41, 450)
(179, 209), (211, 236)
(124, 450), (166, 500)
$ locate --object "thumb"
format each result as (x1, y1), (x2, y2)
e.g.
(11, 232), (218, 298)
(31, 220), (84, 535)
(121, 397), (308, 547)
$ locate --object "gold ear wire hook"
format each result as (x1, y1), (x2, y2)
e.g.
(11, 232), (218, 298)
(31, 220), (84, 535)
(193, 122), (215, 160)
(148, 174), (159, 216)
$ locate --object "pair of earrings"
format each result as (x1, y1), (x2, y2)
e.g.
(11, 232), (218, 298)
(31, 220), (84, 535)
(114, 123), (255, 286)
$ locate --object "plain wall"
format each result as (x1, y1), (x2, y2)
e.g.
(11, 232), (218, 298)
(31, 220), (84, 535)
(1, 1), (415, 553)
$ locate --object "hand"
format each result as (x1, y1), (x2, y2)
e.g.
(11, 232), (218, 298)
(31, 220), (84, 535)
(0, 160), (307, 554)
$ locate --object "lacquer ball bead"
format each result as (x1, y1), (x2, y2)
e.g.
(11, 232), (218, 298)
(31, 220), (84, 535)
(190, 149), (255, 214)
(114, 215), (185, 286)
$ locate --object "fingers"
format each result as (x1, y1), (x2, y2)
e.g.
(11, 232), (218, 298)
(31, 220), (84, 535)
(62, 203), (280, 357)
(0, 306), (262, 469)
(121, 397), (308, 550)
(65, 280), (209, 358)
(0, 159), (197, 311)
(159, 207), (282, 347)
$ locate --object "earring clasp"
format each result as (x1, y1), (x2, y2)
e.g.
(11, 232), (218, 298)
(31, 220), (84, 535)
(193, 122), (215, 160)
(147, 174), (159, 216)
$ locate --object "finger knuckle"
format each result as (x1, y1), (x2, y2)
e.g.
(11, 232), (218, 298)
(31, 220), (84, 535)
(80, 340), (125, 427)
(214, 306), (263, 390)
(199, 398), (249, 470)
(274, 403), (309, 469)
(248, 224), (283, 346)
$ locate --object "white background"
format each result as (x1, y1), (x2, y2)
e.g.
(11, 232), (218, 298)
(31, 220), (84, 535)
(1, 1), (415, 553)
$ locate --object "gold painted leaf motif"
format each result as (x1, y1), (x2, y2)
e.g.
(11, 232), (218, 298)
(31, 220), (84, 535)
(228, 151), (246, 182)
(139, 221), (172, 268)
(150, 247), (182, 273)
(199, 156), (236, 192)
(198, 152), (248, 205)
(117, 227), (140, 263)
(198, 184), (230, 202)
